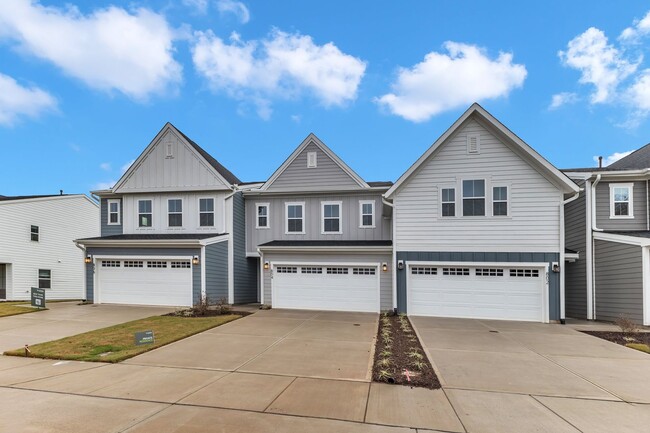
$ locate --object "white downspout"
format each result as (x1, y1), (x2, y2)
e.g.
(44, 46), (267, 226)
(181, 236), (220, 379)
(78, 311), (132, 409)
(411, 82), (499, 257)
(591, 174), (603, 232)
(560, 191), (581, 323)
(585, 180), (594, 320)
(224, 185), (238, 305)
(590, 174), (602, 320)
(382, 196), (397, 311)
(257, 247), (264, 305)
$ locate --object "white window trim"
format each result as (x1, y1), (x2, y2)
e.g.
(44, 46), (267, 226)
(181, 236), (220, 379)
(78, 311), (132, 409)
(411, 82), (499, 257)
(285, 202), (306, 235)
(256, 202), (270, 229)
(307, 151), (317, 168)
(491, 185), (510, 217)
(321, 201), (343, 234)
(107, 199), (121, 225)
(440, 186), (456, 218)
(359, 200), (375, 228)
(609, 183), (634, 219)
(167, 198), (183, 229)
(136, 198), (154, 229)
(197, 197), (216, 228)
(37, 268), (52, 290)
(462, 178), (486, 217)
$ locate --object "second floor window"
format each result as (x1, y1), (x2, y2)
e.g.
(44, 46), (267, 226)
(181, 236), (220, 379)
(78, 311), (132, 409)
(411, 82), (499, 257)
(610, 183), (633, 218)
(168, 199), (183, 227)
(360, 201), (374, 227)
(30, 225), (39, 242)
(462, 179), (485, 217)
(108, 199), (120, 225)
(138, 200), (152, 227)
(257, 203), (269, 228)
(322, 202), (341, 233)
(492, 186), (508, 216)
(286, 203), (304, 233)
(199, 198), (214, 227)
(441, 188), (455, 217)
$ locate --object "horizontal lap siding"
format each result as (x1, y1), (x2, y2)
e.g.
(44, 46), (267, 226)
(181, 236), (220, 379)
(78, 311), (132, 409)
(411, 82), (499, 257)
(594, 240), (643, 323)
(595, 181), (647, 231)
(233, 192), (258, 303)
(205, 242), (228, 304)
(393, 119), (562, 252)
(564, 182), (588, 319)
(100, 198), (123, 236)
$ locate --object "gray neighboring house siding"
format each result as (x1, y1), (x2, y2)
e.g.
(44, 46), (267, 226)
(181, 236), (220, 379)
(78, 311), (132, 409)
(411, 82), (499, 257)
(233, 192), (258, 303)
(594, 240), (644, 323)
(205, 242), (228, 303)
(84, 247), (202, 304)
(564, 180), (588, 319)
(595, 181), (648, 231)
(395, 251), (561, 321)
(100, 198), (123, 236)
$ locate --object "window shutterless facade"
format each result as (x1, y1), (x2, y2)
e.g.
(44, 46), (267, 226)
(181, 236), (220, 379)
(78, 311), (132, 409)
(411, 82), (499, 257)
(30, 225), (39, 242)
(322, 201), (342, 234)
(107, 199), (121, 225)
(138, 200), (153, 227)
(256, 203), (269, 228)
(167, 199), (183, 227)
(38, 269), (51, 289)
(462, 179), (485, 216)
(441, 188), (455, 217)
(286, 202), (305, 234)
(492, 186), (508, 216)
(610, 183), (633, 218)
(199, 198), (215, 227)
(359, 200), (375, 227)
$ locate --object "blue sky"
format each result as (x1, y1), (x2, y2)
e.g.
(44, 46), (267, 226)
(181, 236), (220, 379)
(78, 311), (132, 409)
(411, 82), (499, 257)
(1, 1), (649, 195)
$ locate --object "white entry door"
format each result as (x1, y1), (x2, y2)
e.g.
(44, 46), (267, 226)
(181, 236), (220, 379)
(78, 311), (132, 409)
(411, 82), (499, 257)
(97, 259), (193, 307)
(272, 264), (379, 312)
(408, 264), (546, 322)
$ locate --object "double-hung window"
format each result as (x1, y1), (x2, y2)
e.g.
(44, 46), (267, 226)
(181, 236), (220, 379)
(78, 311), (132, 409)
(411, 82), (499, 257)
(38, 269), (51, 289)
(286, 203), (304, 234)
(257, 203), (269, 228)
(168, 199), (182, 227)
(30, 225), (39, 242)
(492, 186), (508, 216)
(610, 183), (633, 218)
(138, 200), (153, 227)
(107, 199), (121, 225)
(462, 179), (485, 216)
(199, 198), (214, 227)
(359, 201), (374, 227)
(322, 202), (342, 234)
(441, 188), (455, 217)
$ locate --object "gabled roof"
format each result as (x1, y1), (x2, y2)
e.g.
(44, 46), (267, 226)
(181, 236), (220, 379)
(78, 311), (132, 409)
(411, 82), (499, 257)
(607, 143), (650, 170)
(385, 103), (579, 198)
(259, 133), (370, 191)
(112, 123), (240, 192)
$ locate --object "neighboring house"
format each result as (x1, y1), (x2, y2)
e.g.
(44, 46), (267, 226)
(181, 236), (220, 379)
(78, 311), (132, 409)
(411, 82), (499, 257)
(384, 104), (580, 323)
(564, 144), (650, 325)
(244, 134), (394, 313)
(75, 123), (257, 307)
(0, 194), (99, 301)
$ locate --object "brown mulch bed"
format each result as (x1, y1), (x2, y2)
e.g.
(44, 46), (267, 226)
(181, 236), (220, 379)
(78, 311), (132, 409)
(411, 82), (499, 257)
(165, 308), (252, 318)
(581, 330), (650, 347)
(372, 313), (441, 389)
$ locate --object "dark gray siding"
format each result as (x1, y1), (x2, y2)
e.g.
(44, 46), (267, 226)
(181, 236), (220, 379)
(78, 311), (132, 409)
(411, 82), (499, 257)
(85, 247), (201, 304)
(100, 198), (123, 236)
(594, 240), (644, 323)
(595, 180), (647, 231)
(205, 241), (228, 302)
(233, 192), (258, 303)
(396, 251), (561, 321)
(565, 181), (588, 319)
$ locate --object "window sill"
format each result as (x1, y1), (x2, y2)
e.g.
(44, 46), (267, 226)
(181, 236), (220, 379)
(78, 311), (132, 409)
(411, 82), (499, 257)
(358, 226), (376, 229)
(256, 226), (271, 230)
(609, 215), (635, 219)
(285, 232), (306, 235)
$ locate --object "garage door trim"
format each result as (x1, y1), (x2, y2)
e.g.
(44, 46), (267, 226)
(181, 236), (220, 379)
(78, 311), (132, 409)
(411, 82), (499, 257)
(271, 260), (381, 312)
(93, 255), (194, 307)
(406, 261), (549, 323)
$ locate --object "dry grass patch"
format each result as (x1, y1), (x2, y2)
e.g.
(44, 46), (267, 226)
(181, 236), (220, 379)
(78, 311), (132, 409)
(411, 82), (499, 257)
(4, 314), (241, 363)
(0, 302), (44, 317)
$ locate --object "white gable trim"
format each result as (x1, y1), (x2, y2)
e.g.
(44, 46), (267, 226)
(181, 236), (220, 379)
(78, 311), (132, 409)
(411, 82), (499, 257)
(384, 103), (579, 198)
(259, 133), (369, 191)
(112, 123), (233, 193)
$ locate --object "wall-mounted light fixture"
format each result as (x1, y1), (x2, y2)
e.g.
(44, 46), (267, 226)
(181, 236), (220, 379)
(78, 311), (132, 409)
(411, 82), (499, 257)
(382, 263), (388, 272)
(84, 255), (92, 264)
(551, 262), (560, 273)
(264, 261), (270, 270)
(397, 260), (404, 270)
(192, 256), (200, 265)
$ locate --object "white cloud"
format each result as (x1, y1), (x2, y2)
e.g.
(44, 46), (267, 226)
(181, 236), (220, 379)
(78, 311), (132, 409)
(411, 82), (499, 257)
(628, 69), (650, 112)
(216, 0), (250, 24)
(375, 42), (527, 122)
(0, 72), (57, 126)
(559, 27), (638, 104)
(548, 92), (579, 110)
(92, 180), (116, 190)
(121, 159), (135, 173)
(0, 1), (182, 100)
(192, 29), (366, 118)
(99, 162), (111, 171)
(594, 151), (634, 166)
(182, 0), (209, 15)
(620, 10), (650, 42)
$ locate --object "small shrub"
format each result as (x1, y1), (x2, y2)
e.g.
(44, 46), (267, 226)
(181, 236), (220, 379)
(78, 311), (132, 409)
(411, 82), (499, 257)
(377, 369), (392, 381)
(408, 350), (424, 360)
(615, 315), (639, 334)
(259, 304), (272, 310)
(214, 298), (232, 315)
(411, 360), (427, 371)
(377, 357), (392, 367)
(192, 295), (211, 316)
(379, 349), (392, 358)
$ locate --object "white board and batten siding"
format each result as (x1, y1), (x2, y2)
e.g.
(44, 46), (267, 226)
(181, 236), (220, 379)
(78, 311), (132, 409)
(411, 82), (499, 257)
(0, 196), (99, 300)
(394, 119), (563, 252)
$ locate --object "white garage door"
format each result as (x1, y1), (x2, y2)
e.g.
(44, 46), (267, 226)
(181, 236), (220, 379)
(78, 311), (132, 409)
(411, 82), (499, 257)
(97, 259), (193, 307)
(272, 264), (379, 312)
(408, 264), (546, 322)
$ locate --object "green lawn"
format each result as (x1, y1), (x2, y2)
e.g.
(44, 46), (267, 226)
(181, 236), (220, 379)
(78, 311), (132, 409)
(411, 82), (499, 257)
(0, 302), (44, 317)
(4, 314), (241, 362)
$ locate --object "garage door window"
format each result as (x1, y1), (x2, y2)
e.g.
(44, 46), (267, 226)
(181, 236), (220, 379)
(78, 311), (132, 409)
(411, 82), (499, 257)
(301, 267), (323, 274)
(411, 266), (437, 275)
(510, 269), (539, 277)
(124, 261), (143, 268)
(102, 260), (121, 267)
(442, 267), (470, 276)
(353, 267), (376, 275)
(276, 266), (297, 273)
(327, 267), (348, 275)
(476, 268), (504, 277)
(147, 261), (167, 268)
(171, 261), (191, 269)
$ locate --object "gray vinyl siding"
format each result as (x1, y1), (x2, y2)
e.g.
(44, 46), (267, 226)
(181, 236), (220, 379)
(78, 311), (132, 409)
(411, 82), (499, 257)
(84, 247), (201, 304)
(246, 193), (391, 253)
(595, 180), (647, 231)
(100, 198), (123, 236)
(262, 251), (393, 311)
(266, 142), (362, 192)
(233, 192), (258, 303)
(396, 251), (561, 321)
(594, 240), (643, 324)
(0, 264), (5, 299)
(205, 242), (228, 303)
(564, 181), (588, 319)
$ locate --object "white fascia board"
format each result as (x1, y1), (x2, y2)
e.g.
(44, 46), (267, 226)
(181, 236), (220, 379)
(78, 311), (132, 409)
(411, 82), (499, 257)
(76, 239), (207, 248)
(243, 186), (390, 197)
(200, 235), (230, 246)
(0, 194), (96, 207)
(564, 253), (580, 261)
(593, 231), (650, 247)
(258, 245), (393, 253)
(564, 169), (650, 180)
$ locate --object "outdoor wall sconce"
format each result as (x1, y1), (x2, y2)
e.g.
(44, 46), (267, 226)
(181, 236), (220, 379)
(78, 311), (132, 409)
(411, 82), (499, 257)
(192, 256), (200, 265)
(552, 262), (560, 273)
(264, 261), (270, 270)
(397, 260), (404, 270)
(382, 263), (388, 272)
(84, 255), (92, 264)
